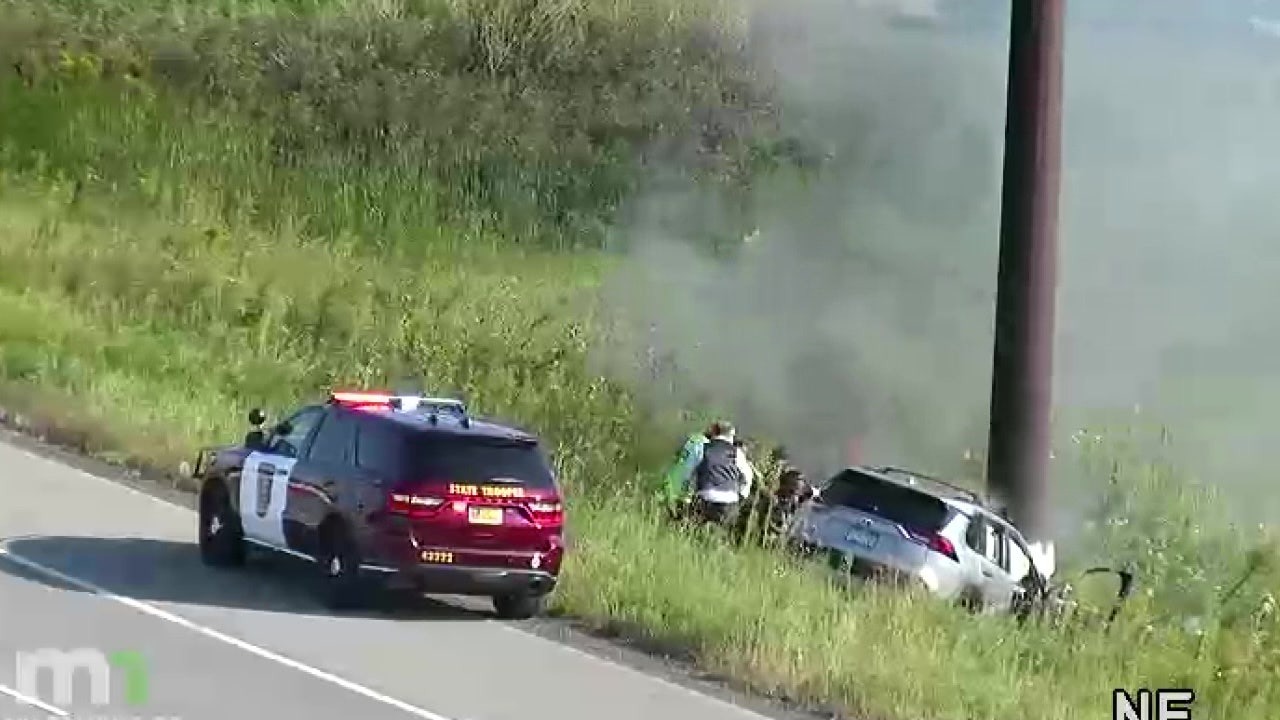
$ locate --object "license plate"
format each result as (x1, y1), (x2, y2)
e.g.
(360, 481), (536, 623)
(467, 506), (504, 525)
(845, 526), (879, 549)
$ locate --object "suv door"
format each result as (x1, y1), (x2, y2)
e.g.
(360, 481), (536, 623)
(401, 432), (559, 553)
(963, 512), (1013, 610)
(285, 407), (358, 555)
(350, 415), (406, 550)
(240, 405), (324, 549)
(984, 521), (1029, 611)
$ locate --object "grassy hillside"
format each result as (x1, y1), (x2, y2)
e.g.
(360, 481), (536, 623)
(1, 2), (1278, 719)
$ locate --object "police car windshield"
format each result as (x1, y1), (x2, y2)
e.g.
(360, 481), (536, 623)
(820, 469), (949, 532)
(407, 434), (556, 489)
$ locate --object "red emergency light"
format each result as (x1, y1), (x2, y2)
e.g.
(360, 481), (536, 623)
(329, 391), (395, 407)
(328, 391), (470, 426)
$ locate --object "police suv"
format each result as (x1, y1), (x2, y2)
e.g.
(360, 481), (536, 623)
(192, 391), (565, 619)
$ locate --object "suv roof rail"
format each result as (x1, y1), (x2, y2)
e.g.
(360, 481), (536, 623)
(871, 465), (986, 504)
(328, 390), (470, 427)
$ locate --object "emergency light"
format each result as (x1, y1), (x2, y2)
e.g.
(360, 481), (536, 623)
(328, 390), (470, 426)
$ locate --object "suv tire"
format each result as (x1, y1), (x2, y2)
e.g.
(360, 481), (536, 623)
(199, 483), (246, 567)
(316, 522), (366, 611)
(492, 591), (547, 620)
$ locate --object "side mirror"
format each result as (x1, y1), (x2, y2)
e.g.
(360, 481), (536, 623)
(248, 408), (266, 427)
(272, 420), (293, 437)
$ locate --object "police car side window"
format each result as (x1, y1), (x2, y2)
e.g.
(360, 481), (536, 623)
(268, 407), (323, 459)
(355, 419), (402, 480)
(307, 411), (355, 466)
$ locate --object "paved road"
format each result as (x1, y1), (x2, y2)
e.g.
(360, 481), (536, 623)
(0, 436), (777, 720)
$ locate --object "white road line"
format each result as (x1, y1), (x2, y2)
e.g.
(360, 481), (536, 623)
(0, 541), (455, 720)
(2, 439), (774, 720)
(0, 681), (69, 717)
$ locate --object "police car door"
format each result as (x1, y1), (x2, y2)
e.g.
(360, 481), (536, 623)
(240, 406), (324, 549)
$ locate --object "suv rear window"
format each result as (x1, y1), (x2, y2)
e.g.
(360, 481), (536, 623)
(820, 469), (949, 531)
(406, 433), (557, 489)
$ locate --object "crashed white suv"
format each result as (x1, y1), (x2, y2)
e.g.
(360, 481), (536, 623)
(785, 465), (1053, 613)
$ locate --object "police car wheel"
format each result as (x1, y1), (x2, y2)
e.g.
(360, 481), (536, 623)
(199, 483), (245, 567)
(315, 524), (366, 610)
(492, 591), (547, 620)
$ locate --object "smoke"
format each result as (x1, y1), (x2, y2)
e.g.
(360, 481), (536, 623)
(594, 0), (1280, 522)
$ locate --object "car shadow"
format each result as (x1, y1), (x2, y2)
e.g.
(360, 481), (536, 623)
(0, 535), (490, 621)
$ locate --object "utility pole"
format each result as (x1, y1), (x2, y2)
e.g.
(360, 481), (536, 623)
(986, 0), (1066, 576)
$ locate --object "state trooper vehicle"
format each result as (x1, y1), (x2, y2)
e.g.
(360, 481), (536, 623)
(192, 391), (565, 619)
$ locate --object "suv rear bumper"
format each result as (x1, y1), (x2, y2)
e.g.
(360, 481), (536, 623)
(364, 561), (557, 596)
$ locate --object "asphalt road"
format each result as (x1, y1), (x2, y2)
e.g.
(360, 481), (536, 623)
(0, 436), (782, 720)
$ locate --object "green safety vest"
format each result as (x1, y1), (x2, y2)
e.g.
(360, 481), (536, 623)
(660, 433), (707, 503)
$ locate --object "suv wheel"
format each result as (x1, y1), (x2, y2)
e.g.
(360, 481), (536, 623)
(492, 591), (547, 620)
(315, 522), (366, 611)
(199, 483), (245, 567)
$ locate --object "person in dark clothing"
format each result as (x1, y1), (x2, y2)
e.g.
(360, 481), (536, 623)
(768, 465), (816, 538)
(731, 445), (816, 547)
(689, 422), (753, 527)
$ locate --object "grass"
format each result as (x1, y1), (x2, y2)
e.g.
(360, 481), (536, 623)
(1, 2), (1279, 719)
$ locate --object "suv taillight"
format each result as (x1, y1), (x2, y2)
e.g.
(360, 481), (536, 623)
(526, 500), (564, 528)
(387, 489), (447, 517)
(907, 529), (959, 562)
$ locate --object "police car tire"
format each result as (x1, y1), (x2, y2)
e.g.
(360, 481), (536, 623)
(316, 524), (366, 611)
(199, 483), (246, 567)
(492, 591), (547, 620)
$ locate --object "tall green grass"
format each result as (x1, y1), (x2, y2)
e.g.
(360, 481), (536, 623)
(1, 2), (1278, 719)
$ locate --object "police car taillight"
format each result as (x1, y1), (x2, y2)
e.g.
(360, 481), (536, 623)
(387, 490), (447, 517)
(526, 501), (564, 528)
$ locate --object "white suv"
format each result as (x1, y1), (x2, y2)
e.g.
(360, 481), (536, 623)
(785, 465), (1051, 613)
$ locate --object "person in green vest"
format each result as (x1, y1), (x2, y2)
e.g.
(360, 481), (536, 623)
(659, 424), (714, 516)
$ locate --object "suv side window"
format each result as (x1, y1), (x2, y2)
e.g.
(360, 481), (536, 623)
(306, 409), (356, 466)
(964, 515), (986, 552)
(965, 513), (1003, 565)
(268, 406), (324, 459)
(354, 418), (404, 480)
(1002, 530), (1032, 581)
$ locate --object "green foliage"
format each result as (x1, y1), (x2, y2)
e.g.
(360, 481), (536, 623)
(0, 0), (786, 250)
(0, 1), (1277, 718)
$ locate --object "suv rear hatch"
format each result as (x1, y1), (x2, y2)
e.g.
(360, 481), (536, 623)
(803, 468), (957, 573)
(386, 432), (563, 555)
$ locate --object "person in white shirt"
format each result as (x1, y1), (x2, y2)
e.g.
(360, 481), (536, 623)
(689, 422), (754, 526)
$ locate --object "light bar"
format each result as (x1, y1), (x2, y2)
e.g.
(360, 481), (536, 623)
(328, 390), (467, 415)
(330, 391), (395, 406)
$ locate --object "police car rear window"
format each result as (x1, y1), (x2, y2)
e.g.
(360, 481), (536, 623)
(406, 434), (556, 489)
(820, 469), (949, 531)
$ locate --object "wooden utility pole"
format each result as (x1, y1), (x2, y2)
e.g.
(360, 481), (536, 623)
(986, 0), (1066, 571)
